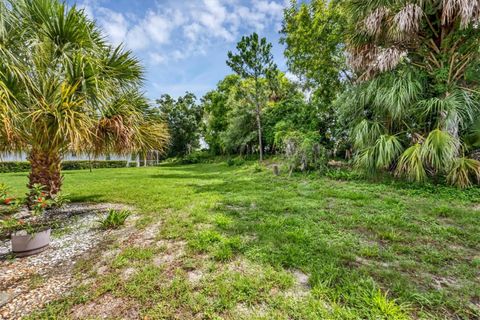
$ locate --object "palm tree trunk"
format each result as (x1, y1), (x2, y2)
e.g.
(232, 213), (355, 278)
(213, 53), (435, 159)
(28, 149), (62, 197)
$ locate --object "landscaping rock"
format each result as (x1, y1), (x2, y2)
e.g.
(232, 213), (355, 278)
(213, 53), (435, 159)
(0, 203), (134, 319)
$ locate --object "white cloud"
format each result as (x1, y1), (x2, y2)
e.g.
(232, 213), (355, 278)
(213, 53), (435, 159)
(149, 52), (167, 65)
(97, 8), (129, 46)
(77, 0), (288, 63)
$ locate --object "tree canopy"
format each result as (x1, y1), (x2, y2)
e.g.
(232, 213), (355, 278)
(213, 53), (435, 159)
(156, 92), (203, 157)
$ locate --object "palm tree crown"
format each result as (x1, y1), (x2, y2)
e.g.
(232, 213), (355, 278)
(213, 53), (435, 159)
(340, 0), (480, 187)
(0, 0), (169, 195)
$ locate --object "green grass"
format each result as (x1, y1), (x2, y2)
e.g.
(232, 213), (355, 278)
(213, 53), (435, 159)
(3, 162), (479, 319)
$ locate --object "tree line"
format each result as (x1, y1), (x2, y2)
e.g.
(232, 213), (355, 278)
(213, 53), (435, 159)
(158, 0), (480, 188)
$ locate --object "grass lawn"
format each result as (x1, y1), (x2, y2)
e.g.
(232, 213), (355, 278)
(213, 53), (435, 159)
(2, 162), (480, 319)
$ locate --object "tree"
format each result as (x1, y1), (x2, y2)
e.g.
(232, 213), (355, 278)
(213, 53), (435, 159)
(227, 33), (278, 161)
(339, 0), (480, 187)
(281, 0), (350, 156)
(201, 75), (240, 154)
(281, 0), (348, 103)
(156, 92), (203, 157)
(0, 0), (169, 197)
(220, 78), (260, 155)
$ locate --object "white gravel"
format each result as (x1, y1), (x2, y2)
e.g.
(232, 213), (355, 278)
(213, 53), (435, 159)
(0, 203), (133, 320)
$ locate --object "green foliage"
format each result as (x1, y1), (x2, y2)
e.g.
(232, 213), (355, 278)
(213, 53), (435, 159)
(62, 160), (127, 171)
(179, 150), (212, 164)
(281, 0), (347, 99)
(201, 75), (241, 154)
(339, 1), (480, 188)
(156, 92), (203, 157)
(281, 0), (349, 153)
(227, 32), (278, 160)
(202, 73), (309, 157)
(279, 131), (327, 175)
(98, 209), (131, 229)
(226, 157), (245, 167)
(325, 167), (364, 181)
(227, 33), (277, 81)
(0, 160), (128, 173)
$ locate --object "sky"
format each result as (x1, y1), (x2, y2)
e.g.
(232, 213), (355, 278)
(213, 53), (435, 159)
(69, 0), (290, 101)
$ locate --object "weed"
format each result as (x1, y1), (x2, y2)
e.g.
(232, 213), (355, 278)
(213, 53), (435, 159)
(98, 209), (131, 229)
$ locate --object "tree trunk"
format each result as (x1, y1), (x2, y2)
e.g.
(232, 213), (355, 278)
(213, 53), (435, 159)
(254, 79), (264, 162)
(28, 149), (63, 197)
(255, 105), (263, 162)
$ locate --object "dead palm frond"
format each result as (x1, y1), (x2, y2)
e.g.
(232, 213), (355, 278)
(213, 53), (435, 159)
(447, 157), (480, 188)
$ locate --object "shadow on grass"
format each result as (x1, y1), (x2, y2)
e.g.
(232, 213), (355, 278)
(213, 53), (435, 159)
(183, 168), (478, 318)
(69, 194), (104, 203)
(149, 173), (224, 180)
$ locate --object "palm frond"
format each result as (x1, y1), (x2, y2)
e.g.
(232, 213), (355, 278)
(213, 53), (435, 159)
(374, 134), (403, 169)
(442, 0), (480, 28)
(446, 157), (480, 188)
(416, 90), (475, 131)
(372, 70), (424, 120)
(393, 4), (423, 35)
(352, 119), (384, 149)
(396, 143), (427, 182)
(421, 129), (458, 172)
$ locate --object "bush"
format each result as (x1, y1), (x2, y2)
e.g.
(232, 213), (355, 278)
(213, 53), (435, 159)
(62, 160), (127, 170)
(0, 160), (127, 173)
(0, 162), (30, 173)
(278, 131), (327, 175)
(325, 168), (364, 181)
(98, 209), (131, 229)
(226, 157), (245, 167)
(180, 151), (212, 164)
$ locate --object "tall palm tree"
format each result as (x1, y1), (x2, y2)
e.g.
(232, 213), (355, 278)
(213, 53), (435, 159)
(0, 0), (169, 197)
(340, 0), (480, 187)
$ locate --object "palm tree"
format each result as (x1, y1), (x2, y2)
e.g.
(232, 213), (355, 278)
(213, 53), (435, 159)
(340, 0), (480, 187)
(0, 0), (169, 197)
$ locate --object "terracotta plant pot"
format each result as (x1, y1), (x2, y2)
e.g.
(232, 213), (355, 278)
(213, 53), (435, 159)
(11, 229), (51, 257)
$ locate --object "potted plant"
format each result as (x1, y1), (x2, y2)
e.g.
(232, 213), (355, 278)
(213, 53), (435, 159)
(0, 183), (67, 257)
(2, 218), (52, 257)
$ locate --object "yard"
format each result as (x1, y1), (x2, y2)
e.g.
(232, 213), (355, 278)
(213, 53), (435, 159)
(1, 162), (479, 319)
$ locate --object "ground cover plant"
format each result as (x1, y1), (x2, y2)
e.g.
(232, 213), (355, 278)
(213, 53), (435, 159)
(1, 162), (478, 319)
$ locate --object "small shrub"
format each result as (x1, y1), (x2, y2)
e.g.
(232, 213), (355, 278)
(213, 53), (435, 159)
(252, 164), (262, 173)
(277, 131), (327, 176)
(0, 183), (20, 211)
(98, 209), (131, 229)
(29, 184), (53, 215)
(180, 151), (212, 164)
(325, 168), (364, 181)
(226, 158), (245, 167)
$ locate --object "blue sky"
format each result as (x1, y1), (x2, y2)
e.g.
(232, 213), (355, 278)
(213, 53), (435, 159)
(69, 0), (290, 100)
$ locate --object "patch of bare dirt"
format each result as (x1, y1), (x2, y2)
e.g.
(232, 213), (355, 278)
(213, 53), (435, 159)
(70, 293), (139, 320)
